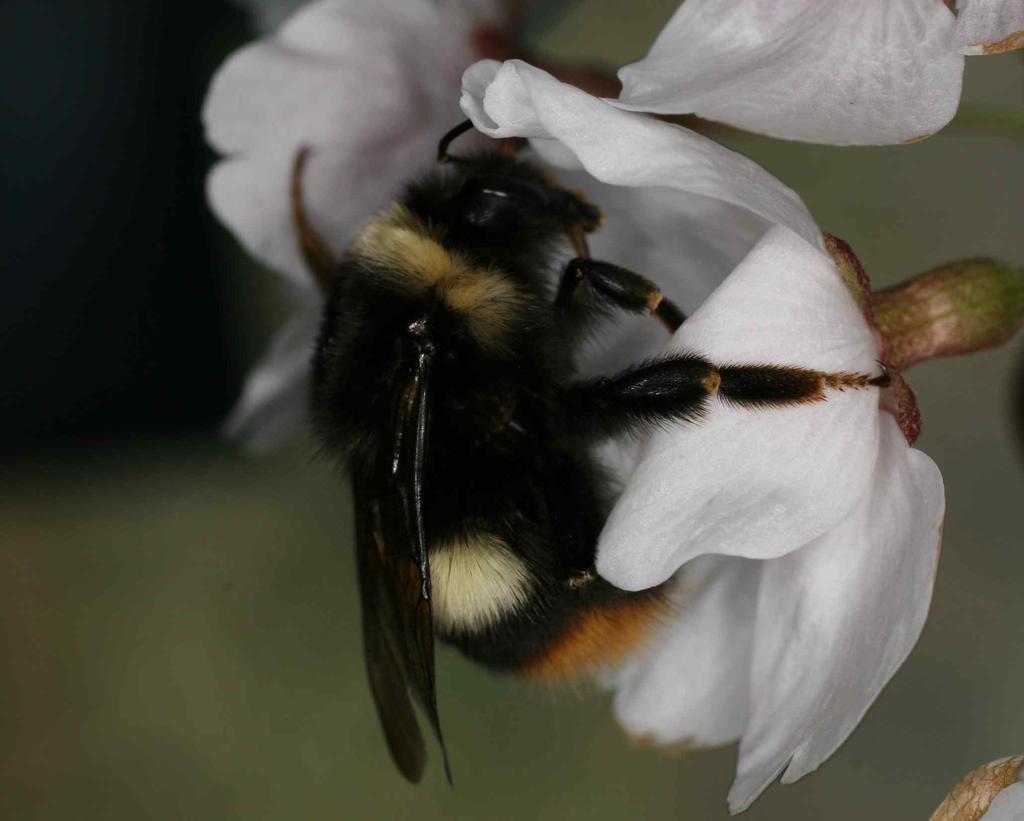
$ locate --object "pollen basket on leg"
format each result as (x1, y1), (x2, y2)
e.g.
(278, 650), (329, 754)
(716, 365), (827, 408)
(350, 203), (527, 351)
(429, 533), (533, 634)
(713, 364), (886, 409)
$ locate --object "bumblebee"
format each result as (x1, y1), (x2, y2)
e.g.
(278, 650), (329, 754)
(291, 121), (887, 781)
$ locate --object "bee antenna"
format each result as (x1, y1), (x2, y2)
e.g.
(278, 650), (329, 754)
(437, 119), (474, 163)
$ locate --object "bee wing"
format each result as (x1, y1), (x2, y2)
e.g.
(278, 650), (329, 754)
(353, 342), (450, 783)
(353, 488), (426, 781)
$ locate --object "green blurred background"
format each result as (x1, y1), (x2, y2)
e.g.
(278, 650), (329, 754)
(2, 1), (1022, 818)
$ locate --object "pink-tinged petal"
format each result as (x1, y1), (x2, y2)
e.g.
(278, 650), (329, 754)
(224, 304), (321, 450)
(728, 415), (944, 813)
(609, 557), (759, 749)
(597, 227), (880, 591)
(955, 0), (1024, 54)
(614, 0), (964, 145)
(461, 60), (821, 247)
(203, 0), (491, 281)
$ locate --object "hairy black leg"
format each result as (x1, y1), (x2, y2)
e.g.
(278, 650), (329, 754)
(556, 257), (686, 334)
(716, 365), (889, 408)
(290, 147), (336, 290)
(564, 355), (888, 440)
(565, 355), (715, 439)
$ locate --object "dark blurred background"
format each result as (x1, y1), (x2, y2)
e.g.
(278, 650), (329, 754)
(2, 1), (1023, 819)
(0, 0), (249, 454)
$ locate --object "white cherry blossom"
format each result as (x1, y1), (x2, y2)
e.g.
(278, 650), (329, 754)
(599, 228), (944, 813)
(613, 0), (1022, 145)
(460, 60), (945, 813)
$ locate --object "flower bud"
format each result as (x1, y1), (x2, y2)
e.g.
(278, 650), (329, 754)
(931, 754), (1024, 821)
(871, 260), (1024, 372)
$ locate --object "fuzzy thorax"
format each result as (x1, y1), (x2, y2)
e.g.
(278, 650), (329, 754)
(351, 203), (528, 353)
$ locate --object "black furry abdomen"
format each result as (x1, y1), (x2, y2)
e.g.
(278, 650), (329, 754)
(419, 407), (662, 675)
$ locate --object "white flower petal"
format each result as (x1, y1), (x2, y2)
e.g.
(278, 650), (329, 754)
(208, 134), (437, 285)
(558, 170), (769, 375)
(610, 556), (759, 748)
(206, 1), (469, 155)
(597, 226), (879, 591)
(727, 415), (944, 813)
(983, 783), (1024, 821)
(224, 304), (321, 450)
(955, 0), (1024, 54)
(460, 59), (820, 247)
(614, 0), (964, 145)
(203, 0), (491, 281)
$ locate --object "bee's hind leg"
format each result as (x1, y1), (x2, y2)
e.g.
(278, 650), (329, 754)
(563, 355), (889, 440)
(290, 147), (337, 291)
(555, 257), (685, 334)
